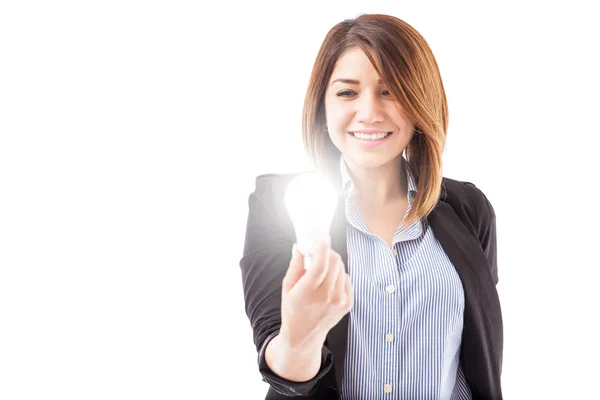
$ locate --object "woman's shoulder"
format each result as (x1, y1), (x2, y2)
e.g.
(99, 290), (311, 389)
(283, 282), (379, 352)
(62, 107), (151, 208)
(441, 176), (492, 204)
(245, 173), (303, 239)
(440, 176), (496, 229)
(247, 172), (306, 215)
(440, 177), (498, 283)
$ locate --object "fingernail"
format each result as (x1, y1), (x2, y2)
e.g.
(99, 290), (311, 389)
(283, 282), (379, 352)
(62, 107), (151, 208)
(292, 243), (297, 257)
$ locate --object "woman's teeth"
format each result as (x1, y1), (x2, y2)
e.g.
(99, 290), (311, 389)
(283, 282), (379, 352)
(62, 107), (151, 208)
(350, 132), (390, 140)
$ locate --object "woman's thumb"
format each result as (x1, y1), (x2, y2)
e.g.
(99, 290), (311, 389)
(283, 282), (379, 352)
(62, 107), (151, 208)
(282, 244), (305, 293)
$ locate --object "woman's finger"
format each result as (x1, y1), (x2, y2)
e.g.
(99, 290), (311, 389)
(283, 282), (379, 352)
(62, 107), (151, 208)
(321, 252), (342, 294)
(344, 273), (353, 310)
(282, 244), (305, 294)
(300, 241), (331, 289)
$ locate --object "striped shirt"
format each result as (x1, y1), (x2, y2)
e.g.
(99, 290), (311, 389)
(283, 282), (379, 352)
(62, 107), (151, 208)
(339, 155), (472, 400)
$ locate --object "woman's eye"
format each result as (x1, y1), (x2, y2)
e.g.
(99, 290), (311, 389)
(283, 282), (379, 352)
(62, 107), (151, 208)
(336, 90), (392, 97)
(337, 90), (356, 97)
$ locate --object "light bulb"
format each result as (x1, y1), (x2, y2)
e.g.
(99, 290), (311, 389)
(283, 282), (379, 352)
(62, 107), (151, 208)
(284, 172), (339, 269)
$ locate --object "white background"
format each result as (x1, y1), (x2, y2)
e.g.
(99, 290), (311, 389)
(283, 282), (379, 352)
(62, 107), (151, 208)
(1, 1), (599, 399)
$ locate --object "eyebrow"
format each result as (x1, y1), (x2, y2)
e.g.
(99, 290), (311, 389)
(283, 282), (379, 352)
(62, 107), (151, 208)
(330, 78), (383, 86)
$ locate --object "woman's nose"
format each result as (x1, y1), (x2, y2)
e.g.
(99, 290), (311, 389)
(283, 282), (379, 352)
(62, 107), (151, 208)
(356, 93), (384, 124)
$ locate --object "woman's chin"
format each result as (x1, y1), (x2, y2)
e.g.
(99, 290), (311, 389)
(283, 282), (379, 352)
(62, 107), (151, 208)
(344, 153), (402, 171)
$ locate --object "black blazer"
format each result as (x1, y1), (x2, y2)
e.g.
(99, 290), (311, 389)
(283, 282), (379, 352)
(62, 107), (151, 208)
(240, 173), (503, 400)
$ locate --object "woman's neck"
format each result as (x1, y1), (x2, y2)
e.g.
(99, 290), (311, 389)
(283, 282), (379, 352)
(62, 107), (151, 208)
(346, 156), (408, 207)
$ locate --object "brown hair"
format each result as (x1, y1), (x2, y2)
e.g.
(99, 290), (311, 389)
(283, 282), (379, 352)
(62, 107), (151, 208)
(302, 14), (448, 226)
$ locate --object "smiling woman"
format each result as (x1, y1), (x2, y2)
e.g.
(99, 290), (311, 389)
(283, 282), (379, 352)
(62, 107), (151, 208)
(327, 51), (413, 153)
(240, 13), (502, 400)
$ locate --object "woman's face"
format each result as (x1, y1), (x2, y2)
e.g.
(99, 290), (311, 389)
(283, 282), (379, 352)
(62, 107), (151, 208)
(324, 47), (415, 170)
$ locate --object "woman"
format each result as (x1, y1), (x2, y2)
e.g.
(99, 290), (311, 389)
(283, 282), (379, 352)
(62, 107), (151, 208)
(240, 14), (503, 400)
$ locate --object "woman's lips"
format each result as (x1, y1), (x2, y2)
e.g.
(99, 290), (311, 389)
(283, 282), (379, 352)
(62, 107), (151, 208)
(347, 131), (392, 147)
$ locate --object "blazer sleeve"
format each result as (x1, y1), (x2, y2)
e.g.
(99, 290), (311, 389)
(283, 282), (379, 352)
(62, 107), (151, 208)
(463, 182), (499, 285)
(239, 175), (334, 396)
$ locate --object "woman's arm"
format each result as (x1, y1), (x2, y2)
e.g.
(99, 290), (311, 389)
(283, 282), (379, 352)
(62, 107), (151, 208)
(239, 174), (334, 396)
(264, 332), (323, 382)
(463, 182), (498, 285)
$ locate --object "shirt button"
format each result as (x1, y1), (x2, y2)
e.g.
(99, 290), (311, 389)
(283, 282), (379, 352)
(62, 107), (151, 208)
(384, 384), (392, 393)
(386, 284), (396, 294)
(392, 249), (398, 258)
(386, 333), (394, 343)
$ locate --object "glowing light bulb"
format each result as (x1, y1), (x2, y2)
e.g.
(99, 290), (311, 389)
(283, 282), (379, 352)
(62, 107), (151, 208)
(284, 172), (339, 269)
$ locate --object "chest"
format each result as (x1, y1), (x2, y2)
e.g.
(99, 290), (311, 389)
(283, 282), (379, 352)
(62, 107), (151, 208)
(345, 223), (466, 336)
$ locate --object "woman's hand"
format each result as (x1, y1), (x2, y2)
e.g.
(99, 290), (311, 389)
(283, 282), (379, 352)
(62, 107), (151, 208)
(279, 240), (353, 351)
